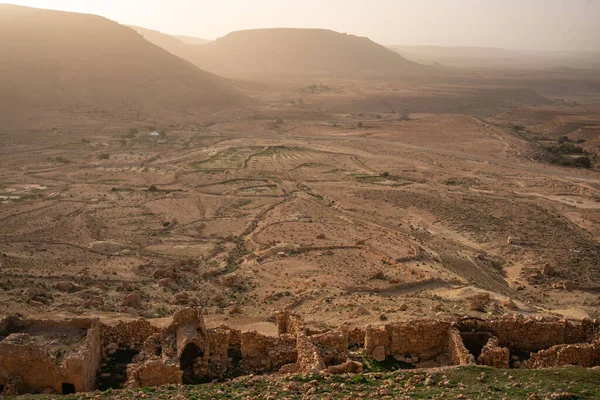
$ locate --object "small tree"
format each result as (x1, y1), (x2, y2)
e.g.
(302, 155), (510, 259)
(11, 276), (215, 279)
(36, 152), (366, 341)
(98, 153), (110, 160)
(148, 184), (158, 192)
(129, 128), (139, 134)
(357, 121), (364, 129)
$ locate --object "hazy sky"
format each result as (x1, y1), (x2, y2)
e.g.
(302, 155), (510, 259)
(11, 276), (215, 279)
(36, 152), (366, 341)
(5, 0), (600, 51)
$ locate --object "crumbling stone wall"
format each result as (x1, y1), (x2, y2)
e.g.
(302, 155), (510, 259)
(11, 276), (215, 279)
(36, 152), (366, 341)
(100, 319), (160, 351)
(3, 310), (600, 394)
(465, 315), (599, 351)
(528, 342), (600, 368)
(276, 311), (306, 336)
(126, 360), (182, 388)
(365, 321), (453, 363)
(0, 317), (101, 395)
(310, 330), (348, 367)
(296, 333), (324, 374)
(347, 327), (366, 349)
(477, 336), (509, 368)
(240, 331), (297, 373)
(206, 326), (232, 379)
(446, 327), (475, 366)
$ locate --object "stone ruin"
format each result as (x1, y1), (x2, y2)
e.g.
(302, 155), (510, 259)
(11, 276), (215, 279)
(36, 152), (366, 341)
(1, 310), (599, 395)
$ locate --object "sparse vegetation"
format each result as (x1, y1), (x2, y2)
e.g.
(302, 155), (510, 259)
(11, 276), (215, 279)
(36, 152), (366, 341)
(47, 156), (71, 164)
(31, 367), (600, 399)
(97, 153), (110, 160)
(268, 118), (284, 130)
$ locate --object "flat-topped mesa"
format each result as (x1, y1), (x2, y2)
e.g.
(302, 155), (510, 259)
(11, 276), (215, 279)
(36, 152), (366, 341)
(1, 310), (599, 395)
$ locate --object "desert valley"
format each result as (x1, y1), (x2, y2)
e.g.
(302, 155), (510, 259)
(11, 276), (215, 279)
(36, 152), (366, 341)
(1, 3), (600, 399)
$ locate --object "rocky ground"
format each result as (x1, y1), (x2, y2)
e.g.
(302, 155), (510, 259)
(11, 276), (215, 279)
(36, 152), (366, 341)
(2, 80), (600, 334)
(8, 366), (600, 399)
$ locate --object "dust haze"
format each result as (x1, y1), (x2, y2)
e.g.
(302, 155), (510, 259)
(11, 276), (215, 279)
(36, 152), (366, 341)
(1, 1), (600, 398)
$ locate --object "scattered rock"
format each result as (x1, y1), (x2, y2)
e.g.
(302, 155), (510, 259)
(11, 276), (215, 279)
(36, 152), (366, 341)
(157, 278), (174, 288)
(56, 281), (78, 293)
(153, 268), (175, 279)
(326, 360), (364, 374)
(122, 293), (142, 309)
(507, 236), (522, 245)
(372, 345), (386, 362)
(228, 304), (242, 315)
(562, 280), (575, 291)
(541, 264), (555, 277)
(503, 298), (519, 310)
(172, 292), (189, 305)
(351, 306), (370, 317)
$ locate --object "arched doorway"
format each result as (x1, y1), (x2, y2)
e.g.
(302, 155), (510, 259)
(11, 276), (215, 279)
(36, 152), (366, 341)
(180, 343), (204, 384)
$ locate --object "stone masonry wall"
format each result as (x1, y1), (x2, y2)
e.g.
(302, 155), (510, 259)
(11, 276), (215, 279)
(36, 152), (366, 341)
(471, 316), (599, 351)
(529, 342), (600, 368)
(240, 331), (297, 374)
(477, 336), (509, 369)
(100, 319), (160, 350)
(0, 317), (101, 395)
(365, 321), (453, 362)
(446, 327), (475, 366)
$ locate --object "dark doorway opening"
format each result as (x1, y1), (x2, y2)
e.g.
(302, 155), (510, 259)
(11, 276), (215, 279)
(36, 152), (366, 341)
(509, 350), (532, 368)
(62, 383), (76, 395)
(96, 349), (139, 390)
(227, 346), (242, 367)
(0, 384), (5, 394)
(461, 331), (493, 360)
(180, 343), (206, 384)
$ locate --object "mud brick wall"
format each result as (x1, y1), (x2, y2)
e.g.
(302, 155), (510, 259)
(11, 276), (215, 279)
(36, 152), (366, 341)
(445, 327), (475, 366)
(100, 319), (161, 350)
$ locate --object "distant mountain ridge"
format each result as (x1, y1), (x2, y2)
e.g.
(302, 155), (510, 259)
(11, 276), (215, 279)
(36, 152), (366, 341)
(127, 27), (424, 79)
(389, 45), (600, 69)
(174, 35), (211, 45)
(0, 5), (250, 121)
